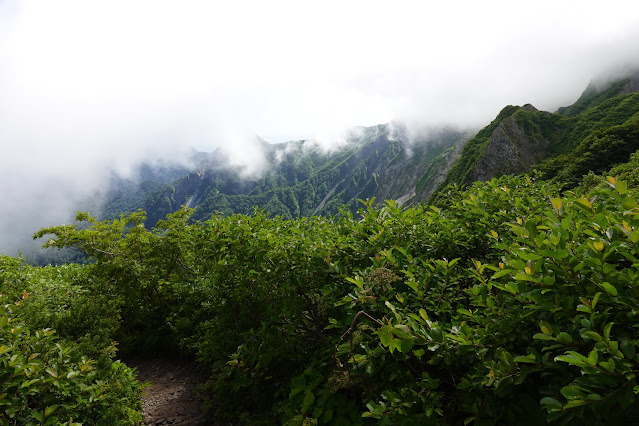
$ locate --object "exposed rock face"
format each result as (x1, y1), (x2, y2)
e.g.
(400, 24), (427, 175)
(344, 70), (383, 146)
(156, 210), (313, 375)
(409, 135), (470, 205)
(370, 127), (471, 205)
(465, 112), (549, 184)
(619, 72), (639, 95)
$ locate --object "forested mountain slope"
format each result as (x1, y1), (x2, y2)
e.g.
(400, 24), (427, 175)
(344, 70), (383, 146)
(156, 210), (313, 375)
(430, 71), (639, 202)
(141, 125), (467, 225)
(94, 149), (209, 220)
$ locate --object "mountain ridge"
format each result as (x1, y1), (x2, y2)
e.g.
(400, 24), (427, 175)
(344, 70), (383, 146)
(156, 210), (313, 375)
(138, 124), (467, 225)
(92, 70), (639, 226)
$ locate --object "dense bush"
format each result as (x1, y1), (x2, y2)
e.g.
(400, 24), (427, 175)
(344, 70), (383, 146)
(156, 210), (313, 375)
(0, 291), (143, 425)
(4, 167), (638, 424)
(0, 254), (144, 424)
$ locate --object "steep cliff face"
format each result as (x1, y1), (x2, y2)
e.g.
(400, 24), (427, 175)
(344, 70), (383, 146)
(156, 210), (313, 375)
(409, 136), (469, 205)
(465, 105), (550, 184)
(619, 73), (639, 96)
(373, 128), (469, 205)
(429, 71), (639, 203)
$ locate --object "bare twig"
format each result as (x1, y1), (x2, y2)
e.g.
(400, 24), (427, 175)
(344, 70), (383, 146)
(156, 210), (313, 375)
(335, 310), (383, 367)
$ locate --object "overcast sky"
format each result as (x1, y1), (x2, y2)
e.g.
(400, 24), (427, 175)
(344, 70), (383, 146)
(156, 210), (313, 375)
(1, 0), (639, 254)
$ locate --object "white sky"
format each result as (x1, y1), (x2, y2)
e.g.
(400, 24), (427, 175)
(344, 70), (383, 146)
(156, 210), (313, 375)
(1, 0), (639, 253)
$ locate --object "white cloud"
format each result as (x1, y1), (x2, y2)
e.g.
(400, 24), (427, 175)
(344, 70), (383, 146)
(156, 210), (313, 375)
(1, 0), (639, 253)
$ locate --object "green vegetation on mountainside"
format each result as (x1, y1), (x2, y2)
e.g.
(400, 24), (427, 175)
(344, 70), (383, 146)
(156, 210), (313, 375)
(432, 82), (639, 205)
(541, 111), (639, 187)
(545, 92), (639, 158)
(139, 125), (463, 225)
(5, 153), (639, 424)
(557, 78), (630, 117)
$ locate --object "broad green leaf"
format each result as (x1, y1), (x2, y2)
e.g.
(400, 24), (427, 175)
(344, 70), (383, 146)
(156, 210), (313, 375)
(393, 324), (413, 339)
(540, 397), (562, 408)
(564, 399), (588, 409)
(592, 292), (601, 310)
(603, 322), (614, 341)
(583, 331), (602, 342)
(616, 180), (628, 195)
(44, 405), (58, 417)
(533, 333), (555, 341)
(577, 304), (591, 313)
(514, 355), (536, 364)
(491, 269), (512, 279)
(550, 198), (563, 211)
(599, 359), (616, 372)
(621, 341), (636, 359)
(557, 332), (573, 343)
(389, 338), (402, 353)
(419, 308), (428, 322)
(555, 354), (588, 367)
(31, 410), (44, 423)
(505, 282), (519, 294)
(398, 339), (414, 353)
(561, 385), (585, 400)
(600, 282), (618, 296)
(574, 198), (592, 211)
(345, 276), (364, 289)
(301, 391), (315, 413)
(539, 321), (553, 336)
(379, 326), (393, 347)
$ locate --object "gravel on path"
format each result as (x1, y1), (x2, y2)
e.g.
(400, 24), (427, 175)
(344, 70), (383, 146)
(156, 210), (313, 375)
(126, 358), (212, 426)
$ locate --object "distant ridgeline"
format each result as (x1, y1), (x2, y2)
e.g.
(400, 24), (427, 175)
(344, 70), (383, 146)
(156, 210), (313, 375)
(137, 126), (469, 226)
(100, 71), (639, 226)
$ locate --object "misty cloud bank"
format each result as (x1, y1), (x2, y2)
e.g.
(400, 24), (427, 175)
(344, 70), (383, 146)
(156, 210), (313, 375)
(1, 0), (639, 254)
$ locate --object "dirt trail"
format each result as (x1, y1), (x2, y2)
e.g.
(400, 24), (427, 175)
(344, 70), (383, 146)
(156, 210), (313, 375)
(127, 359), (212, 426)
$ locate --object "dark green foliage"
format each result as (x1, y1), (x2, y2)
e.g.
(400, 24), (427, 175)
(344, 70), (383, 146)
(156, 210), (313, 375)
(607, 149), (639, 188)
(557, 79), (629, 117)
(545, 113), (639, 188)
(0, 257), (144, 424)
(19, 163), (639, 425)
(99, 180), (168, 220)
(545, 93), (639, 158)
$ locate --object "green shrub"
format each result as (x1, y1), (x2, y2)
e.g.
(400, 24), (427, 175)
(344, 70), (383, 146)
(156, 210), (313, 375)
(23, 169), (639, 425)
(0, 294), (144, 425)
